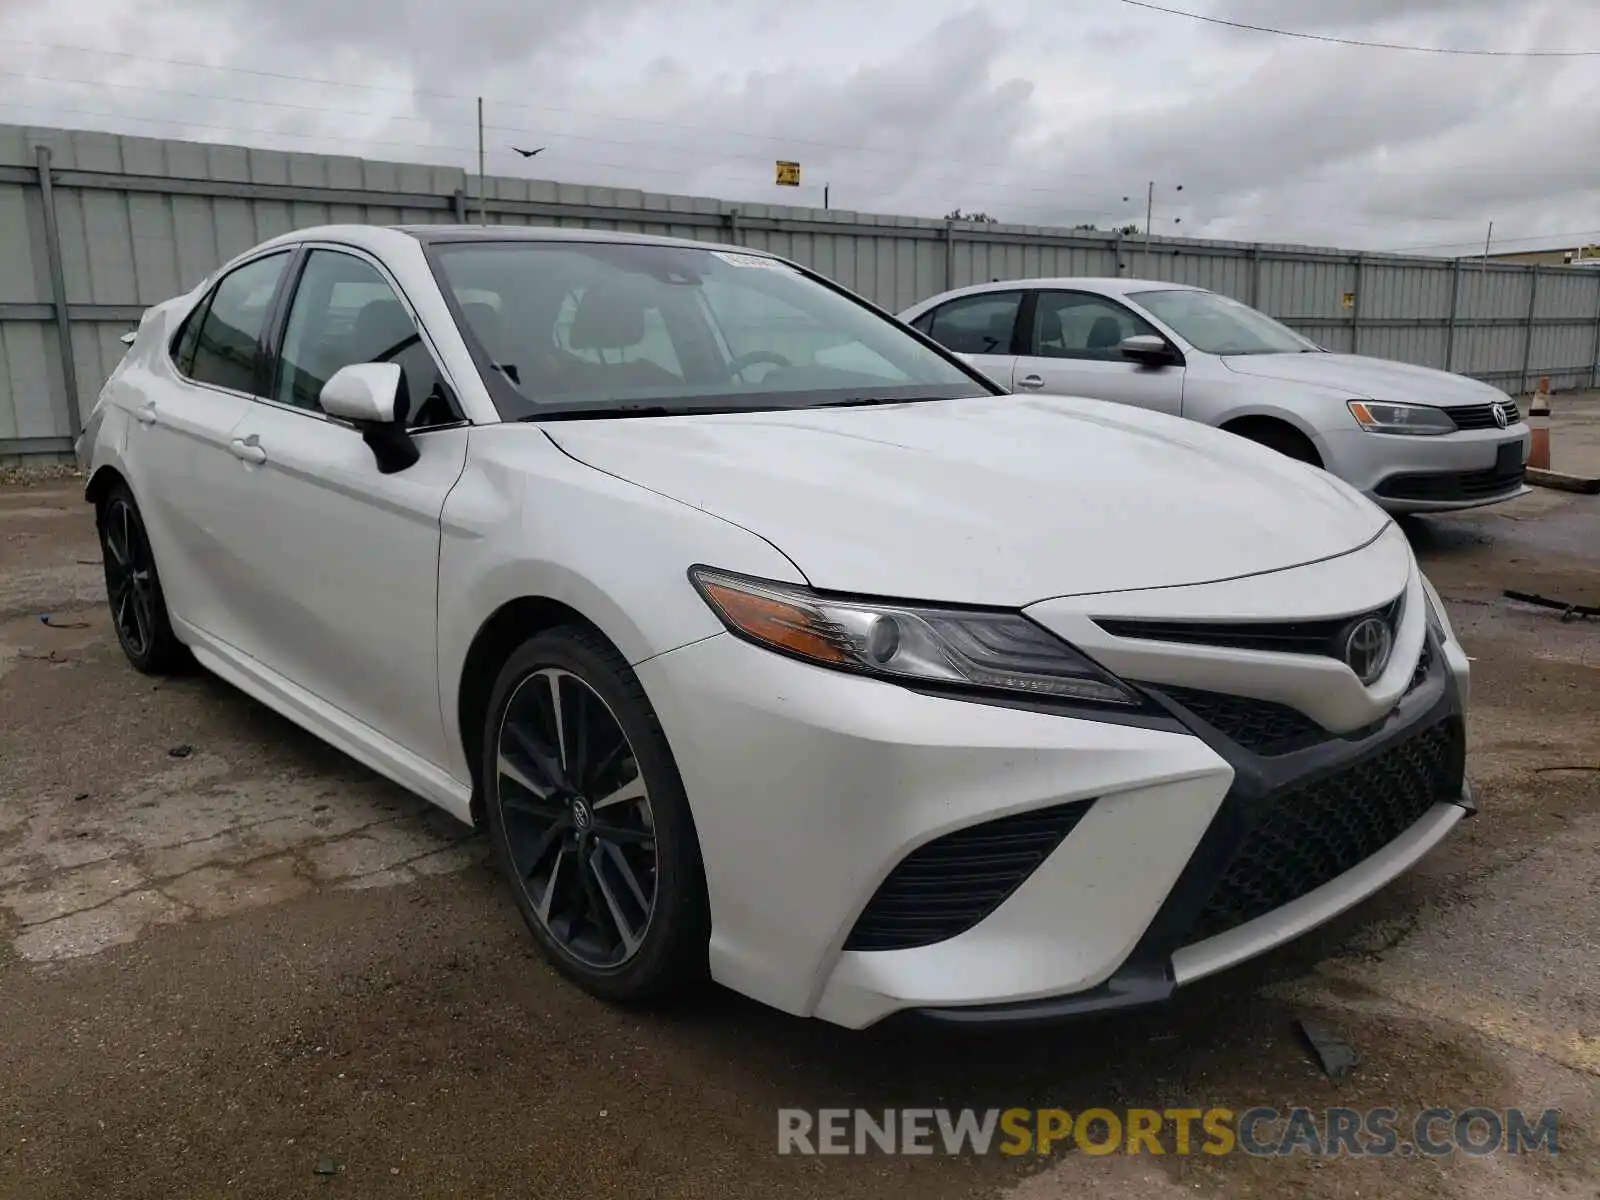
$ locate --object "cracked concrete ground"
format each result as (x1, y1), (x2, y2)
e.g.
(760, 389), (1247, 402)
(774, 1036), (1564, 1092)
(0, 473), (1595, 1200)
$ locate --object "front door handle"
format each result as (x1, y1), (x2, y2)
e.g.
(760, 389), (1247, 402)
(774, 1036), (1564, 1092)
(229, 436), (267, 465)
(1016, 374), (1045, 390)
(134, 402), (158, 426)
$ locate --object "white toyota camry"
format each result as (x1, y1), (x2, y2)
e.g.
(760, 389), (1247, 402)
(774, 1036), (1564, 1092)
(79, 225), (1474, 1029)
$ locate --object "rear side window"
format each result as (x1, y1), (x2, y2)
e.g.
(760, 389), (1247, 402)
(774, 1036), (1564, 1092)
(185, 253), (290, 394)
(924, 292), (1023, 355)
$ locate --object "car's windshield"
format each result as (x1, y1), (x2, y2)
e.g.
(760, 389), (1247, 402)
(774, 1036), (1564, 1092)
(427, 240), (990, 418)
(1130, 288), (1319, 356)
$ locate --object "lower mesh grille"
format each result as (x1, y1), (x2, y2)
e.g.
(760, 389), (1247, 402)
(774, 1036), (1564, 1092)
(1376, 465), (1524, 502)
(1181, 718), (1463, 946)
(1161, 687), (1325, 756)
(844, 801), (1092, 951)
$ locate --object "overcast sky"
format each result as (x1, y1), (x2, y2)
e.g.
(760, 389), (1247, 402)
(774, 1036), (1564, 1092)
(0, 0), (1596, 255)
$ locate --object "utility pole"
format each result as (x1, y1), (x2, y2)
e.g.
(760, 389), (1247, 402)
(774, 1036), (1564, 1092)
(1124, 182), (1183, 276)
(824, 183), (830, 210)
(476, 96), (486, 226)
(1481, 219), (1494, 267)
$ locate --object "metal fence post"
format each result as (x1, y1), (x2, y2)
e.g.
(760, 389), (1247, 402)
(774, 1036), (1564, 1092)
(943, 219), (955, 291)
(724, 207), (741, 246)
(452, 188), (467, 222)
(1249, 243), (1262, 307)
(1444, 258), (1462, 373)
(1590, 274), (1600, 390)
(1520, 267), (1540, 394)
(1349, 254), (1363, 356)
(35, 144), (81, 444)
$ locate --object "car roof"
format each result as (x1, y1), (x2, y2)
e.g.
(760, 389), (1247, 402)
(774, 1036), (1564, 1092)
(249, 222), (758, 258)
(946, 277), (1204, 298)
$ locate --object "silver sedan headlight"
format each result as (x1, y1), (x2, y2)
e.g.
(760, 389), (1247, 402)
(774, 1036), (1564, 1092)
(1346, 400), (1456, 436)
(689, 567), (1139, 706)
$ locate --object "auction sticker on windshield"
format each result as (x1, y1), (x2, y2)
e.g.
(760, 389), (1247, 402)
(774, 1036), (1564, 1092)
(712, 250), (794, 270)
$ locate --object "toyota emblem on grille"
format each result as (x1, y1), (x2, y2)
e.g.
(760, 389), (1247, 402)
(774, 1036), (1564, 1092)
(1491, 401), (1509, 429)
(1342, 616), (1394, 685)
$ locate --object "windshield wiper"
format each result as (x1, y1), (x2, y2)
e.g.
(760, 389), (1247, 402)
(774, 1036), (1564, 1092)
(520, 403), (676, 422)
(823, 395), (942, 408)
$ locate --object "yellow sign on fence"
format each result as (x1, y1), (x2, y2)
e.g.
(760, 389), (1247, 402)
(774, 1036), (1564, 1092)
(1341, 291), (1356, 310)
(775, 160), (801, 187)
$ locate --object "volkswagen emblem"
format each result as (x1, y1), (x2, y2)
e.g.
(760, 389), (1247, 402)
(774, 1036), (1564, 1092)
(1491, 401), (1509, 429)
(1341, 616), (1394, 686)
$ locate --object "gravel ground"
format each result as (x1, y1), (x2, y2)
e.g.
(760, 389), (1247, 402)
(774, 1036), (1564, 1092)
(0, 473), (1595, 1200)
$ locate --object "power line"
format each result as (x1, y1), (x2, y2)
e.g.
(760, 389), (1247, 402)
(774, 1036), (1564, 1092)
(1110, 0), (1600, 56)
(1384, 228), (1600, 253)
(7, 43), (1600, 186)
(0, 70), (1155, 204)
(0, 100), (1143, 223)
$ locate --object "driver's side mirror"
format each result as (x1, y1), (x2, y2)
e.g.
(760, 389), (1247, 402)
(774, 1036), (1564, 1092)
(1118, 334), (1178, 368)
(320, 363), (419, 474)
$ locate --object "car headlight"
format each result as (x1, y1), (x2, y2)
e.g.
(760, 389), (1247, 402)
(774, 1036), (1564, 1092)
(1347, 400), (1455, 436)
(688, 567), (1140, 706)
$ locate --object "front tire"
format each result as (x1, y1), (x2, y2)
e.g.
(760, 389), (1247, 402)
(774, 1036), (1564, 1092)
(481, 625), (709, 1003)
(98, 483), (186, 675)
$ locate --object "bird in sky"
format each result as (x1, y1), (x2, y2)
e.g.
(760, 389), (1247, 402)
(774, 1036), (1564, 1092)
(511, 146), (546, 158)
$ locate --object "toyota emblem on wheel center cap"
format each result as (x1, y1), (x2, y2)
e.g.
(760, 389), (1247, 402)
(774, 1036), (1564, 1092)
(571, 798), (594, 832)
(1342, 616), (1394, 686)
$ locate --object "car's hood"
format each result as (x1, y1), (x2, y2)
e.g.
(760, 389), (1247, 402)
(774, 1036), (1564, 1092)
(544, 395), (1389, 605)
(1221, 352), (1507, 407)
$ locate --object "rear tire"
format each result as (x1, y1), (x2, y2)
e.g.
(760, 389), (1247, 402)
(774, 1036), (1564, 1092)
(481, 625), (709, 1003)
(97, 483), (186, 675)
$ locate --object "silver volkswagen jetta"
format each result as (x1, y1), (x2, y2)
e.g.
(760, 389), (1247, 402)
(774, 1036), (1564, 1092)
(900, 278), (1532, 514)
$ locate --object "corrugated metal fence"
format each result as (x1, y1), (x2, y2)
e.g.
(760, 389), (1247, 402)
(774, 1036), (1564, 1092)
(4, 123), (1599, 457)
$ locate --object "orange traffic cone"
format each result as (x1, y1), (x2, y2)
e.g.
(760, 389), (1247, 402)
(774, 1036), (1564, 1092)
(1527, 377), (1551, 470)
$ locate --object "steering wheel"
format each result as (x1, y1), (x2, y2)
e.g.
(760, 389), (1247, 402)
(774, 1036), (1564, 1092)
(727, 349), (793, 380)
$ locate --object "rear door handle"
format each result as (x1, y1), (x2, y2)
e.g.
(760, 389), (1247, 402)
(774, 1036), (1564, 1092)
(229, 437), (267, 465)
(1016, 375), (1045, 390)
(134, 402), (158, 426)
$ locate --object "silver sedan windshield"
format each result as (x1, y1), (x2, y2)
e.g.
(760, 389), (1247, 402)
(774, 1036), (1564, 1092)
(1131, 289), (1319, 356)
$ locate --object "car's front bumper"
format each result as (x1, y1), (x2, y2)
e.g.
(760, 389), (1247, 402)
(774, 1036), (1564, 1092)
(637, 578), (1471, 1028)
(1319, 423), (1532, 513)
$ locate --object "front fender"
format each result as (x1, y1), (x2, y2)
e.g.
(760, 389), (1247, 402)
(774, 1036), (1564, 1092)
(435, 425), (806, 780)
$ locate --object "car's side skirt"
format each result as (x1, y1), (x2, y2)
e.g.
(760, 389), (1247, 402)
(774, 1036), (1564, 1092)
(177, 618), (476, 826)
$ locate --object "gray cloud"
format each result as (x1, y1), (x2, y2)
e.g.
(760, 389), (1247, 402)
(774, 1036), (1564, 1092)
(0, 0), (1595, 256)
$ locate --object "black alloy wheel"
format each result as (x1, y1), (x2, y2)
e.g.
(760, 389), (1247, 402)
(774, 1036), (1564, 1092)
(98, 484), (184, 673)
(483, 627), (708, 1000)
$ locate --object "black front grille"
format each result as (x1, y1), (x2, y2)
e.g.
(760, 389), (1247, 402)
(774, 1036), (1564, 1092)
(1449, 400), (1520, 431)
(1161, 687), (1326, 756)
(1180, 719), (1464, 946)
(1097, 596), (1402, 660)
(844, 801), (1091, 951)
(1376, 464), (1525, 502)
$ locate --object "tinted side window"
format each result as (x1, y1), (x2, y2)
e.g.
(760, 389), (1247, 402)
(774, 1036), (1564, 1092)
(1033, 291), (1158, 361)
(925, 292), (1022, 355)
(274, 250), (456, 429)
(188, 253), (289, 393)
(909, 311), (935, 335)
